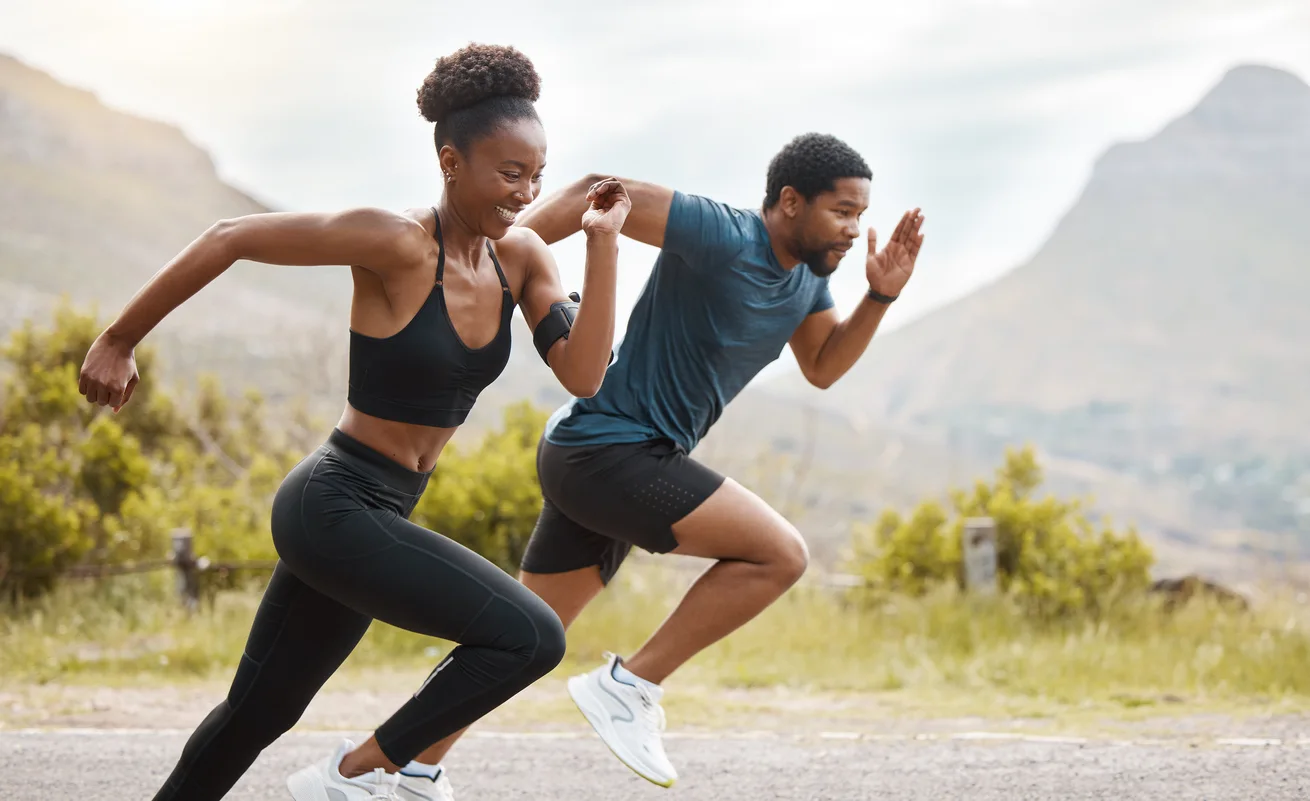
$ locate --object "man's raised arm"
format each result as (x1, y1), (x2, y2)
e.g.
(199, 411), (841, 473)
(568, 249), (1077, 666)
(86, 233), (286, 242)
(518, 173), (674, 248)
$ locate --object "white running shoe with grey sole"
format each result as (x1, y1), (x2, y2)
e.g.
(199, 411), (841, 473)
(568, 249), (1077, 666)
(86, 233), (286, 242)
(567, 652), (677, 788)
(286, 739), (402, 801)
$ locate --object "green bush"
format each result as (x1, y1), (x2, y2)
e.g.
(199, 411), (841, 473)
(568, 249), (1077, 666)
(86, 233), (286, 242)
(0, 301), (553, 598)
(412, 400), (548, 573)
(846, 446), (1155, 619)
(0, 424), (97, 599)
(0, 301), (308, 597)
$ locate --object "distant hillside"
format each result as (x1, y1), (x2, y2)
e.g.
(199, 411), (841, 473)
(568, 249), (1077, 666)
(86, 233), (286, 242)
(768, 64), (1310, 547)
(8, 52), (1307, 578)
(0, 53), (565, 420)
(0, 52), (352, 397)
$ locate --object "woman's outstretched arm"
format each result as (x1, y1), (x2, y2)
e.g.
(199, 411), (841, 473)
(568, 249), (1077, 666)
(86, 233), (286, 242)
(79, 208), (428, 409)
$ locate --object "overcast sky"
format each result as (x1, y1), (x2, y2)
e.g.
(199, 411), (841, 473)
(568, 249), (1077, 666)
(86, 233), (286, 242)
(3, 0), (1308, 352)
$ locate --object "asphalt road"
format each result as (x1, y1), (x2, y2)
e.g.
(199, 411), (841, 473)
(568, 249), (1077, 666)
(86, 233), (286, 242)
(1, 728), (1307, 800)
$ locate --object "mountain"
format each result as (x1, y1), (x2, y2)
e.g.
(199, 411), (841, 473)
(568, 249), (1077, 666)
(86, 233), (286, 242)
(767, 64), (1310, 549)
(8, 52), (1308, 577)
(0, 52), (345, 397)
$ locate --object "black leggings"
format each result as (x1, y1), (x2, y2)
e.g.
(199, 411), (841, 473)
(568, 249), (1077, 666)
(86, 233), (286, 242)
(153, 429), (566, 800)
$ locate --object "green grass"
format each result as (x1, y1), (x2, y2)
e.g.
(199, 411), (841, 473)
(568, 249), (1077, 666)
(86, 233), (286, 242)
(4, 562), (1310, 721)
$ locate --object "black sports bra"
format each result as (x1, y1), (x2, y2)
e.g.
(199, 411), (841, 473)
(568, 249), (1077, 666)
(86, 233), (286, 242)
(347, 209), (513, 428)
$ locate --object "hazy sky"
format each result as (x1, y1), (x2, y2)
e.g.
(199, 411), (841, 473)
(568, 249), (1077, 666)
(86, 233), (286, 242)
(3, 0), (1308, 349)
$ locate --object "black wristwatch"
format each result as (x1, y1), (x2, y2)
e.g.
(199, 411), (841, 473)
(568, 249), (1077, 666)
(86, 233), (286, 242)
(866, 287), (898, 304)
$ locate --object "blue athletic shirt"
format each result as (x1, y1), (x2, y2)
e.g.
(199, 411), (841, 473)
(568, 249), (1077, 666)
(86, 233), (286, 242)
(544, 190), (835, 453)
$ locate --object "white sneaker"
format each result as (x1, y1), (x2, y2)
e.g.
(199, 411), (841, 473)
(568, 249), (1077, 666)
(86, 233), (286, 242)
(286, 739), (402, 800)
(396, 765), (454, 801)
(567, 653), (677, 787)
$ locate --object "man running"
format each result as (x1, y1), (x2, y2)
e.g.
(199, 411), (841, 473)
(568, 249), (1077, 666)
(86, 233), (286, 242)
(415, 132), (925, 790)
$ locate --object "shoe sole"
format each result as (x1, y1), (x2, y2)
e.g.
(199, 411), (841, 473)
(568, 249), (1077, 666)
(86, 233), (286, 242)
(286, 766), (331, 801)
(567, 674), (676, 789)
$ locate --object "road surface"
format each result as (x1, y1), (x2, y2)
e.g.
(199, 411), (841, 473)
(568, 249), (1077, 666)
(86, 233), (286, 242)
(1, 727), (1306, 800)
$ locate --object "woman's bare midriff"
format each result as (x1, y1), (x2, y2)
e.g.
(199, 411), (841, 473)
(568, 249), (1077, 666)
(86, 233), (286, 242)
(337, 403), (458, 472)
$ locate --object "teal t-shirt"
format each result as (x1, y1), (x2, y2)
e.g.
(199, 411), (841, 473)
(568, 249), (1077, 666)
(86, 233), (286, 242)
(545, 191), (834, 453)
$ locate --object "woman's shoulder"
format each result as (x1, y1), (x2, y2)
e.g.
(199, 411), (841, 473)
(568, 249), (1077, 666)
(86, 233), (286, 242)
(489, 225), (550, 265)
(395, 206), (438, 240)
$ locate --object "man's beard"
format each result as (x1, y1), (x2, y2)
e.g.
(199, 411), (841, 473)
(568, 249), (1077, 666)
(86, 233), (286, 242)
(798, 246), (839, 277)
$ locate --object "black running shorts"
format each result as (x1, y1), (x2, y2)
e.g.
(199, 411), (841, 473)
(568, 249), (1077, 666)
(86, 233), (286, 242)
(520, 436), (727, 584)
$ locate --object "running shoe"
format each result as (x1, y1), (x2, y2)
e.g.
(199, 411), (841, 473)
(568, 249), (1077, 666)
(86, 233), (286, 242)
(567, 652), (677, 787)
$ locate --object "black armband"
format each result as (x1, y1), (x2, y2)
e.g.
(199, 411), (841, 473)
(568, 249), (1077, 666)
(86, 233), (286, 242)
(533, 292), (614, 365)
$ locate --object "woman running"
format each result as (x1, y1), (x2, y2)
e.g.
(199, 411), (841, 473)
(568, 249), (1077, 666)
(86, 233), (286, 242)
(77, 43), (630, 801)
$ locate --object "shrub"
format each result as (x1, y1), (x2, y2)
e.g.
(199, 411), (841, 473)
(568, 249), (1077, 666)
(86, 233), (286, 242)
(846, 446), (1155, 618)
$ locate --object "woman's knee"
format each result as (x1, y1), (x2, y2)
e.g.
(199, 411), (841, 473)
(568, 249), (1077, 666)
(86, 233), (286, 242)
(473, 591), (567, 676)
(521, 599), (567, 676)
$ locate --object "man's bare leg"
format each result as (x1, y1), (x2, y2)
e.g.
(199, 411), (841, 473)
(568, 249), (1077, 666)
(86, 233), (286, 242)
(559, 477), (807, 788)
(622, 477), (808, 684)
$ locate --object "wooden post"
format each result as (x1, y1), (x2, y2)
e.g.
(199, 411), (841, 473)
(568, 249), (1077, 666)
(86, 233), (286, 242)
(962, 517), (998, 595)
(171, 528), (200, 612)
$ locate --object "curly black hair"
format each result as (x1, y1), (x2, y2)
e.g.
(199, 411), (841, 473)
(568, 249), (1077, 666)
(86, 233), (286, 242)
(417, 43), (542, 152)
(763, 133), (872, 209)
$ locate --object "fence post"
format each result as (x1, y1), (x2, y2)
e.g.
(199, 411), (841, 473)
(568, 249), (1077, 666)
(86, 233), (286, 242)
(171, 528), (200, 612)
(962, 517), (998, 595)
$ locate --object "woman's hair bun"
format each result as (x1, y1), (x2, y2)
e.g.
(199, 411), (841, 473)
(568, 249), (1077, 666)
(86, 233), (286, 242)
(417, 43), (541, 124)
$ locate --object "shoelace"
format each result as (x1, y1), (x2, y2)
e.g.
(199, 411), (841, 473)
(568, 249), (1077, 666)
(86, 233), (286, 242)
(366, 767), (400, 800)
(603, 653), (667, 736)
(636, 684), (667, 733)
